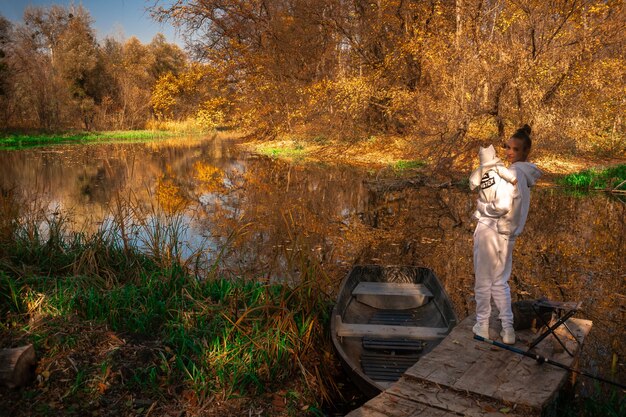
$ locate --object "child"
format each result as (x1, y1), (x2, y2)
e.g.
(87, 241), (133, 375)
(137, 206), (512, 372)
(469, 144), (517, 220)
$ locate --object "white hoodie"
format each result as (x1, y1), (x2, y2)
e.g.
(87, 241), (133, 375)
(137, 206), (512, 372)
(475, 161), (542, 237)
(469, 145), (517, 211)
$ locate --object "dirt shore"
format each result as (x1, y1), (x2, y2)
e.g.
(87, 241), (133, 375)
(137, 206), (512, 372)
(238, 135), (625, 182)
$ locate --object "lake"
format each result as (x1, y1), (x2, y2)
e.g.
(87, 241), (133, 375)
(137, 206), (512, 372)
(1, 135), (624, 393)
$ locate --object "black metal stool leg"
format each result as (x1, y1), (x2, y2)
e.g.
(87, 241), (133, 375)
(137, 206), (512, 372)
(527, 301), (581, 357)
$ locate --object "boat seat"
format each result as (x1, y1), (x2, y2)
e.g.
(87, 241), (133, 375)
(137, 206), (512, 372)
(352, 282), (433, 309)
(335, 315), (448, 340)
(362, 337), (425, 352)
(360, 352), (420, 382)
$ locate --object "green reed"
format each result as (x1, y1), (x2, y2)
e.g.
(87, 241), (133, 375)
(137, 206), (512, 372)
(0, 191), (333, 414)
(556, 383), (625, 417)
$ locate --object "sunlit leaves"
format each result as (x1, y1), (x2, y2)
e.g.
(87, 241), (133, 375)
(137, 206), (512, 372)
(155, 168), (189, 215)
(193, 161), (225, 193)
(152, 72), (180, 120)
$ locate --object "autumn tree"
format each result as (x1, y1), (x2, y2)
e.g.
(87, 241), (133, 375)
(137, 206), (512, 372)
(0, 15), (12, 126)
(1, 5), (189, 131)
(52, 7), (99, 129)
(149, 33), (187, 79)
(153, 0), (625, 155)
(6, 5), (101, 130)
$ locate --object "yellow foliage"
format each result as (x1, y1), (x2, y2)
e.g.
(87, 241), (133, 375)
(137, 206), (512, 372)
(194, 162), (225, 193)
(151, 73), (180, 120)
(155, 173), (189, 214)
(195, 97), (229, 130)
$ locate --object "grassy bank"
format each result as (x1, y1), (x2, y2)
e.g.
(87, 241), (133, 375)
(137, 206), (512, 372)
(243, 136), (626, 201)
(0, 194), (338, 416)
(0, 130), (180, 149)
(557, 164), (626, 191)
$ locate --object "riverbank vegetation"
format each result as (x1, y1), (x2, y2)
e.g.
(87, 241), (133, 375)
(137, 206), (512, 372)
(1, 2), (624, 164)
(0, 179), (623, 416)
(558, 164), (626, 191)
(0, 130), (178, 149)
(0, 192), (342, 416)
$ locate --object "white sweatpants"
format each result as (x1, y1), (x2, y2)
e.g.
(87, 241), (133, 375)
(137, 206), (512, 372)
(473, 220), (515, 328)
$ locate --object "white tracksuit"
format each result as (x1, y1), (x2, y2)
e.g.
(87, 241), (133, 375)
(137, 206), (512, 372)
(472, 161), (542, 328)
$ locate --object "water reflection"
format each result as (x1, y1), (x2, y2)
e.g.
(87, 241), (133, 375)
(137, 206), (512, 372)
(0, 136), (623, 389)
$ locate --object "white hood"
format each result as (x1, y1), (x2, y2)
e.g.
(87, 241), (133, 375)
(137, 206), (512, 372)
(497, 161), (542, 237)
(513, 162), (542, 187)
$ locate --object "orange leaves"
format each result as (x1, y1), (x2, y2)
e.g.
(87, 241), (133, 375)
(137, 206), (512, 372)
(155, 169), (189, 214)
(152, 73), (180, 120)
(194, 162), (226, 194)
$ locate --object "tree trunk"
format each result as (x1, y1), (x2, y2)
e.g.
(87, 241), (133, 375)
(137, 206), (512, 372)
(0, 344), (37, 388)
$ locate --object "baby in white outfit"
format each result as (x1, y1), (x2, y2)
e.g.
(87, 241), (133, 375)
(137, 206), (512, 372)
(469, 144), (517, 220)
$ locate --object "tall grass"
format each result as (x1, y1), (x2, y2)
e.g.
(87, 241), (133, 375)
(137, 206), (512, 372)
(0, 190), (335, 415)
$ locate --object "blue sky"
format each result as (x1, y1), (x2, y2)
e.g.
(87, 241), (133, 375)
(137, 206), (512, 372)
(0, 0), (182, 46)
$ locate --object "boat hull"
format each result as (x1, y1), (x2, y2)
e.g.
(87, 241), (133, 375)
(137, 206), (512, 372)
(331, 265), (457, 398)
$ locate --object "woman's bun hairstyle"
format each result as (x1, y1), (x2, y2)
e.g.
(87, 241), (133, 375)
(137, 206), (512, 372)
(512, 124), (532, 150)
(520, 124), (531, 136)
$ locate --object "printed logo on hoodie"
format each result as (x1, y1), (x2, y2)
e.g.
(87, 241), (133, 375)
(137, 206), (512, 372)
(480, 172), (495, 190)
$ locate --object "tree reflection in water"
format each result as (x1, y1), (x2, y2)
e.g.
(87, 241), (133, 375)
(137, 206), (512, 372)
(1, 137), (623, 390)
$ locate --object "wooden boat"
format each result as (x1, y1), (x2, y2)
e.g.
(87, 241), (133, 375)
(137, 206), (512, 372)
(331, 265), (458, 398)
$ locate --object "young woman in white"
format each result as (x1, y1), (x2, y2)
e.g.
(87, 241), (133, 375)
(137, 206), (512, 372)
(472, 125), (542, 344)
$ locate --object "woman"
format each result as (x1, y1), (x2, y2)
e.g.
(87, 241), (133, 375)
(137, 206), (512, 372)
(472, 124), (542, 344)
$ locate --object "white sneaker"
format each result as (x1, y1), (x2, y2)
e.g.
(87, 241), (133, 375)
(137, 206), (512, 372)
(501, 327), (516, 345)
(472, 322), (490, 339)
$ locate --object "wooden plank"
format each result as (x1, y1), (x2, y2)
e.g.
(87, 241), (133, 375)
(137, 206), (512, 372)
(357, 393), (423, 417)
(387, 377), (535, 417)
(353, 282), (433, 297)
(349, 390), (472, 417)
(450, 318), (591, 410)
(451, 347), (511, 397)
(335, 315), (448, 339)
(345, 407), (390, 417)
(405, 327), (488, 384)
(347, 309), (592, 417)
(350, 392), (460, 417)
(353, 282), (433, 309)
(406, 315), (592, 412)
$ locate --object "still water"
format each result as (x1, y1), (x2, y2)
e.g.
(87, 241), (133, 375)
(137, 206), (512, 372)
(1, 135), (624, 390)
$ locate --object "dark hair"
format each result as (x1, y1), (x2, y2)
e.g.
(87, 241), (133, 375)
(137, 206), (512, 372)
(511, 124), (532, 151)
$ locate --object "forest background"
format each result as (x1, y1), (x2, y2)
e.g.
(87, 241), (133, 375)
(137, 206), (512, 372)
(0, 0), (624, 162)
(0, 2), (624, 415)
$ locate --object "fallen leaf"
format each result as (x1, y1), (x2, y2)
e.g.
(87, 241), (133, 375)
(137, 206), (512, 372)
(97, 382), (108, 394)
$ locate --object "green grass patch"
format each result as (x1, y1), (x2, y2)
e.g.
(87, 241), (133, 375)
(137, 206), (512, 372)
(258, 143), (307, 160)
(391, 159), (426, 172)
(0, 130), (177, 149)
(4, 268), (331, 396)
(557, 164), (626, 190)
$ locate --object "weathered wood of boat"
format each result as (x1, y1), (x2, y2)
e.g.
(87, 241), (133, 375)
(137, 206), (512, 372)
(331, 265), (458, 398)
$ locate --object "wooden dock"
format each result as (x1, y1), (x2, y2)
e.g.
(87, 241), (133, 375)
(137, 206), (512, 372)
(346, 312), (592, 417)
